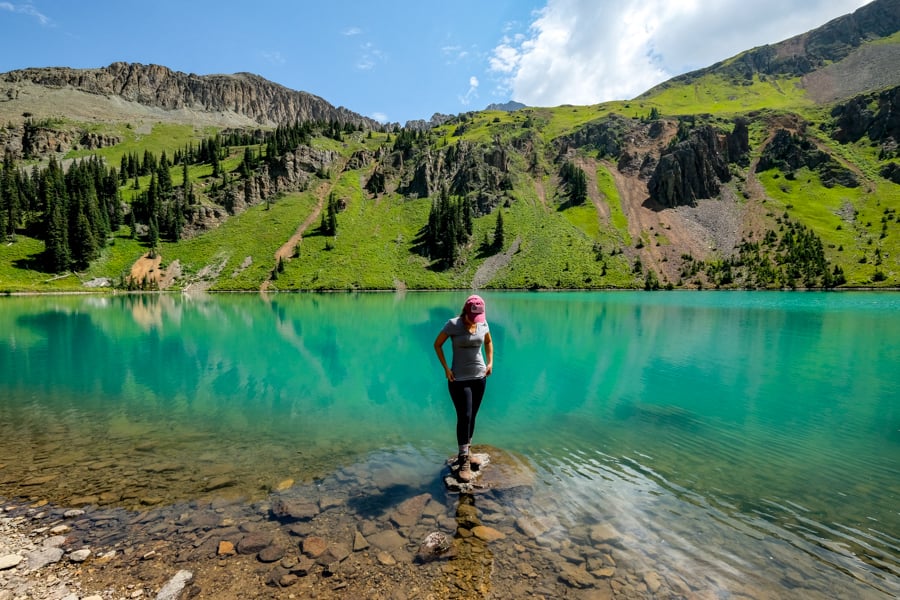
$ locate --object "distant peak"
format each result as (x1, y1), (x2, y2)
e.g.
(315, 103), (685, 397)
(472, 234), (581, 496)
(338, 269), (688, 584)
(484, 100), (526, 112)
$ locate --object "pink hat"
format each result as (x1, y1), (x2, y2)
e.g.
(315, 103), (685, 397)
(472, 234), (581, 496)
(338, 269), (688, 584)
(464, 295), (486, 323)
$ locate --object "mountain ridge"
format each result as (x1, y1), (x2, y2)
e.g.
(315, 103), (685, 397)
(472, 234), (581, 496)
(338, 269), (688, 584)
(1, 61), (380, 129)
(641, 0), (900, 102)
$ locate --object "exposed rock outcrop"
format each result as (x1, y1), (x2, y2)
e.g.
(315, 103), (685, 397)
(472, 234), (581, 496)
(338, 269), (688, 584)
(484, 101), (527, 112)
(647, 121), (748, 207)
(404, 113), (455, 131)
(757, 128), (859, 188)
(395, 139), (512, 215)
(0, 122), (122, 159)
(2, 62), (379, 128)
(556, 115), (630, 158)
(181, 144), (339, 235)
(830, 85), (900, 147)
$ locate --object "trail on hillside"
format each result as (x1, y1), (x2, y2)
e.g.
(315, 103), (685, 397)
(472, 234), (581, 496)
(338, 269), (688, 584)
(533, 178), (548, 208)
(261, 180), (332, 291)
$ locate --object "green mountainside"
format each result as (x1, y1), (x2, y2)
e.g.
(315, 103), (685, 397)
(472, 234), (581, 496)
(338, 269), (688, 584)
(1, 0), (899, 293)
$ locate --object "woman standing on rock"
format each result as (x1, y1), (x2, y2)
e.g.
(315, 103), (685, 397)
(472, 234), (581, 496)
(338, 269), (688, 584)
(433, 294), (494, 482)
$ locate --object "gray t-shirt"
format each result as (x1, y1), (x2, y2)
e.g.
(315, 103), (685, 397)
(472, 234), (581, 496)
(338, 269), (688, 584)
(442, 317), (489, 380)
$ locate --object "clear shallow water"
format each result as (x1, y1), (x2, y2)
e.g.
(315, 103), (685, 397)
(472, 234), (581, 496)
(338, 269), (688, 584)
(0, 291), (898, 597)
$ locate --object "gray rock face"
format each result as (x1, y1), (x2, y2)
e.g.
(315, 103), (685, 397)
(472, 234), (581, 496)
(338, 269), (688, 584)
(396, 140), (511, 215)
(756, 128), (859, 188)
(2, 63), (378, 129)
(648, 124), (746, 207)
(831, 85), (900, 145)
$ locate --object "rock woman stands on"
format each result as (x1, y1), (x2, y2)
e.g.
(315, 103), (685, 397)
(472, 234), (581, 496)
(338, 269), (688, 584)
(433, 295), (494, 482)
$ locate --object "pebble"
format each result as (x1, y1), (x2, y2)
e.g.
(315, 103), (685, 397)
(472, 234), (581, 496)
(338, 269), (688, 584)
(302, 536), (328, 558)
(471, 525), (505, 542)
(352, 530), (369, 551)
(154, 569), (193, 600)
(0, 554), (22, 570)
(25, 546), (64, 571)
(68, 549), (91, 562)
(217, 541), (236, 556)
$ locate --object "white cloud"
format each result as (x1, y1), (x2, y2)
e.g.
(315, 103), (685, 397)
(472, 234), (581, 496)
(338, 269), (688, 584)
(459, 75), (480, 106)
(260, 50), (286, 65)
(343, 27), (362, 36)
(0, 1), (50, 25)
(441, 44), (470, 63)
(370, 112), (389, 123)
(491, 0), (872, 107)
(356, 42), (386, 71)
(489, 39), (521, 74)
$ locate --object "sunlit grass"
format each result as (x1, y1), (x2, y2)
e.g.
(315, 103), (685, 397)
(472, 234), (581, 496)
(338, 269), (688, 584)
(756, 168), (900, 285)
(642, 73), (814, 117)
(159, 190), (321, 291)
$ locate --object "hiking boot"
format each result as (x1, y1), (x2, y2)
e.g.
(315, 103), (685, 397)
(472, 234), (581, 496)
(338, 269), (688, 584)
(457, 454), (473, 482)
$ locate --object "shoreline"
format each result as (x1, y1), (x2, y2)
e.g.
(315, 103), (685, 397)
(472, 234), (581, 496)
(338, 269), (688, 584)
(4, 285), (900, 297)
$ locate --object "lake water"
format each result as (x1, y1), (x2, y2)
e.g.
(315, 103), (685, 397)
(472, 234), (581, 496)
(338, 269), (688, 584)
(1, 291), (898, 598)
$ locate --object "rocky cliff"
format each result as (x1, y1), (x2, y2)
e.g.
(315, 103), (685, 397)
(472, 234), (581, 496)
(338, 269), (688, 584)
(647, 120), (749, 207)
(2, 62), (379, 128)
(756, 128), (859, 188)
(386, 138), (512, 215)
(830, 84), (900, 147)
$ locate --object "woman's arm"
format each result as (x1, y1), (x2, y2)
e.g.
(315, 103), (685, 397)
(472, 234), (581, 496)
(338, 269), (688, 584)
(483, 331), (493, 376)
(433, 331), (455, 381)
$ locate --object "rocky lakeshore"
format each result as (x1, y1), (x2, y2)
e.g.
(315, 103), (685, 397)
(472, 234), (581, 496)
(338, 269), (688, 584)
(0, 447), (688, 600)
(2, 445), (879, 600)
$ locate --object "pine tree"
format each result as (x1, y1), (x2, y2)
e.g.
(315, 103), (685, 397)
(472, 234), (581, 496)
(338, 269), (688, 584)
(1, 151), (22, 238)
(211, 145), (221, 178)
(42, 167), (70, 272)
(70, 208), (97, 269)
(560, 162), (587, 205)
(157, 151), (173, 195)
(320, 193), (340, 236)
(148, 215), (159, 256)
(493, 209), (505, 250)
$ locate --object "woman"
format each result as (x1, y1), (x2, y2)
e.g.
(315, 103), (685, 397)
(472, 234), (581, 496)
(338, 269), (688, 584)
(433, 294), (494, 482)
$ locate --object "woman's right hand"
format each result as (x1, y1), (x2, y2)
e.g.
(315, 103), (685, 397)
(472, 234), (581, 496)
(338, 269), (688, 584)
(444, 367), (455, 382)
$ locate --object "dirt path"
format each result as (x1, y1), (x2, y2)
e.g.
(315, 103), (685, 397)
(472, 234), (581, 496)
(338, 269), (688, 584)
(261, 180), (333, 291)
(533, 178), (547, 208)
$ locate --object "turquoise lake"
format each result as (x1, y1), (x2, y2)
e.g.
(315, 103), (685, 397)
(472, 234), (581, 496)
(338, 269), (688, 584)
(0, 291), (898, 598)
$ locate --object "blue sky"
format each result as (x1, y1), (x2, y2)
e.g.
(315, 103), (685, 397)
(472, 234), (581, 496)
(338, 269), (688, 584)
(0, 0), (873, 125)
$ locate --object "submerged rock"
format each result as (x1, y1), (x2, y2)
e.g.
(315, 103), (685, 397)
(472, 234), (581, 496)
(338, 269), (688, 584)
(416, 531), (452, 562)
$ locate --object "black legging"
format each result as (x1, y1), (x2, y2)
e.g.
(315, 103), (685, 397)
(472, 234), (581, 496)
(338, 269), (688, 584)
(448, 377), (486, 447)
